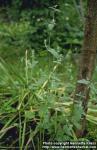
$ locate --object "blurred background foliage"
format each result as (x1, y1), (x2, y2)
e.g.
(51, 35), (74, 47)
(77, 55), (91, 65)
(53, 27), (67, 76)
(0, 0), (86, 61)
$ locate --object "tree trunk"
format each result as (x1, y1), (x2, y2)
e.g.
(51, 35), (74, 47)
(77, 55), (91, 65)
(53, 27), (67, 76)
(73, 0), (97, 138)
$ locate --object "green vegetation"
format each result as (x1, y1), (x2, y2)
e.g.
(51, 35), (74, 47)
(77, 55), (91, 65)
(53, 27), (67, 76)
(0, 0), (97, 149)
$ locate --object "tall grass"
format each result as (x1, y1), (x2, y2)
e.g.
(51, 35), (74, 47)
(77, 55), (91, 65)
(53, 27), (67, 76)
(0, 52), (97, 149)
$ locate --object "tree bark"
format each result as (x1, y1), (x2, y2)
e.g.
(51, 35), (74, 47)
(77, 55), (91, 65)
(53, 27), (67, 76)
(73, 0), (97, 138)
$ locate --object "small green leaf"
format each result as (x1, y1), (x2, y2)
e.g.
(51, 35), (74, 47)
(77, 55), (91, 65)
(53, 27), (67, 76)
(71, 104), (84, 129)
(63, 125), (72, 136)
(25, 111), (35, 119)
(47, 48), (60, 59)
(77, 79), (90, 85)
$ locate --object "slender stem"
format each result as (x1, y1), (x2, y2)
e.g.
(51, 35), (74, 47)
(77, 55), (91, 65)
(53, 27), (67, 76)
(25, 50), (28, 86)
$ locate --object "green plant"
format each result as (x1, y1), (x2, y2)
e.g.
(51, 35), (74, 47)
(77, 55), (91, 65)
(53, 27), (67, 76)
(0, 50), (76, 148)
